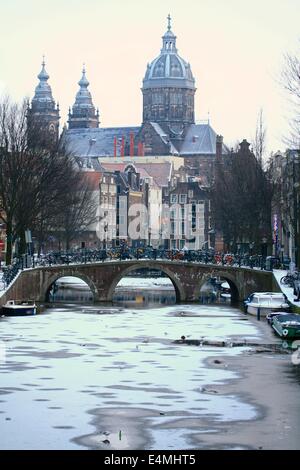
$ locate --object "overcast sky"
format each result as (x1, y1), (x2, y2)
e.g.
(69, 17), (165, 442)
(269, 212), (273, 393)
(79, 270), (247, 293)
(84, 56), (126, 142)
(1, 0), (299, 154)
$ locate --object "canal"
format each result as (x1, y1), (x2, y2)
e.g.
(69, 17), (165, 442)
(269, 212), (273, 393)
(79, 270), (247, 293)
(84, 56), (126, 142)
(0, 275), (300, 450)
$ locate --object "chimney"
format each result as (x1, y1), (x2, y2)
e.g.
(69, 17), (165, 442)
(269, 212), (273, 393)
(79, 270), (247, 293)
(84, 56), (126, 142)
(121, 136), (125, 157)
(137, 141), (143, 156)
(216, 135), (223, 161)
(130, 132), (134, 157)
(114, 137), (117, 157)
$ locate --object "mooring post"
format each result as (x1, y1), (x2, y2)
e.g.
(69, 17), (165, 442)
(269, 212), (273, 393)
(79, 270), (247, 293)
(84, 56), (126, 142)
(257, 307), (261, 321)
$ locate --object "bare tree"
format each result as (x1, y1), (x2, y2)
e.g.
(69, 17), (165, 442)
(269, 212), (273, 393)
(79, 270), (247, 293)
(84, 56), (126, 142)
(211, 140), (272, 253)
(54, 172), (98, 251)
(281, 51), (300, 147)
(252, 108), (267, 165)
(0, 96), (83, 263)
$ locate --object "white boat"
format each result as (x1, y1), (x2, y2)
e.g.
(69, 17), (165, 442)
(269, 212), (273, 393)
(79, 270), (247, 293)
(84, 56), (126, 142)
(2, 300), (37, 316)
(220, 281), (231, 299)
(244, 292), (289, 316)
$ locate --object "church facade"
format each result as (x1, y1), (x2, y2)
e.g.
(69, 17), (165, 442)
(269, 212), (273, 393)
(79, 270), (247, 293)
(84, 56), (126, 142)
(28, 17), (228, 180)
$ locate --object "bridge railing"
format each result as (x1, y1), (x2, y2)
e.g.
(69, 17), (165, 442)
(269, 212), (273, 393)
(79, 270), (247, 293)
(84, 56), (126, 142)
(1, 248), (280, 290)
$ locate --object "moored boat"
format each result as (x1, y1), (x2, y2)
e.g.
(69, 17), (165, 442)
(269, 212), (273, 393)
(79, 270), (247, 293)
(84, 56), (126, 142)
(244, 292), (289, 317)
(266, 311), (291, 324)
(2, 300), (37, 316)
(272, 313), (300, 339)
(220, 281), (231, 300)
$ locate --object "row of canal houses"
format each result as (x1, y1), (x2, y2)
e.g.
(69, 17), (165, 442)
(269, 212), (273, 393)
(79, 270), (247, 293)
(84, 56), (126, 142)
(77, 155), (211, 251)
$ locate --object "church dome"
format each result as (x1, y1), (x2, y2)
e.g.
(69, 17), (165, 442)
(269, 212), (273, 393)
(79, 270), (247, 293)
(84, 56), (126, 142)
(143, 16), (195, 90)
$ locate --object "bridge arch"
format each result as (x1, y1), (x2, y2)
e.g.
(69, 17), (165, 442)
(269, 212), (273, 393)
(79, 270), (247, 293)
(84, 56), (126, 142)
(107, 262), (185, 303)
(196, 271), (240, 303)
(42, 271), (99, 302)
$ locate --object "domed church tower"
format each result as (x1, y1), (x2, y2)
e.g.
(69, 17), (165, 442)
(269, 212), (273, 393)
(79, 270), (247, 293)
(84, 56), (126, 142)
(28, 58), (60, 141)
(68, 65), (99, 129)
(142, 15), (196, 141)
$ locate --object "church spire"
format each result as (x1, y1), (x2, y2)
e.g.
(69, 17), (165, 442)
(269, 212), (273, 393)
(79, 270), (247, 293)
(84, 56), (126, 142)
(32, 57), (55, 106)
(28, 57), (60, 142)
(68, 64), (99, 129)
(162, 14), (177, 53)
(78, 64), (89, 88)
(167, 13), (171, 31)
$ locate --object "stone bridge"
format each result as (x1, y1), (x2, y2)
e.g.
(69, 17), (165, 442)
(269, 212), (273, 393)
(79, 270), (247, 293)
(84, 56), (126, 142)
(0, 260), (276, 305)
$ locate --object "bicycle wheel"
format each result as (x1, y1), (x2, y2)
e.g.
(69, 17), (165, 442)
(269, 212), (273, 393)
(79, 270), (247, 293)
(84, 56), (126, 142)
(280, 275), (290, 285)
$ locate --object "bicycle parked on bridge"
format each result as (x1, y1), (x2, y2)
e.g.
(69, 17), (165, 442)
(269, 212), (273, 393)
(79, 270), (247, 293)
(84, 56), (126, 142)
(1, 246), (274, 292)
(280, 271), (300, 288)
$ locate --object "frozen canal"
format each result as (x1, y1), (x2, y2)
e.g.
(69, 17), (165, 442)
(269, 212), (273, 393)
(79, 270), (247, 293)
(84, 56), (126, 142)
(0, 276), (284, 450)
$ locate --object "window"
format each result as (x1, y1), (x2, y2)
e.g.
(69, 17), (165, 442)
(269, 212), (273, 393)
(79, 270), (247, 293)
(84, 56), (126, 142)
(179, 194), (187, 204)
(170, 194), (178, 203)
(181, 221), (185, 235)
(188, 190), (193, 198)
(119, 197), (127, 209)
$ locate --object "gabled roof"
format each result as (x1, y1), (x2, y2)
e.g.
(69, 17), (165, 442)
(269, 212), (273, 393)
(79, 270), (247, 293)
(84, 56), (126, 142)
(149, 122), (179, 155)
(63, 122), (228, 159)
(64, 126), (140, 157)
(136, 162), (172, 187)
(179, 123), (229, 155)
(100, 161), (172, 188)
(114, 169), (141, 192)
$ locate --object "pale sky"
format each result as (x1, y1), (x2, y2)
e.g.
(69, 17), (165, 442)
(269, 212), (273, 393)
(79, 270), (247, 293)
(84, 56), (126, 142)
(1, 0), (299, 154)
